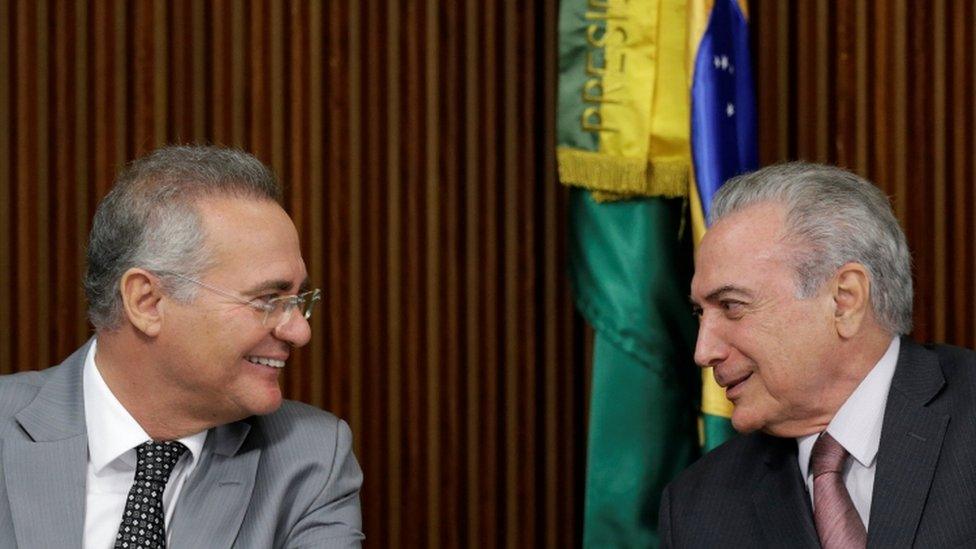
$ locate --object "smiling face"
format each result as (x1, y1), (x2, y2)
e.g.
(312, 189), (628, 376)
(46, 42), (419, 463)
(691, 202), (845, 437)
(154, 196), (311, 424)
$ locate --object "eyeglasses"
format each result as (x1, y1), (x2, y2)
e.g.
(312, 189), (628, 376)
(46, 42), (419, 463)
(157, 271), (322, 328)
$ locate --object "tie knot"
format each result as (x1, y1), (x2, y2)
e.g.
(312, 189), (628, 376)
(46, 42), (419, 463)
(810, 432), (848, 477)
(134, 440), (188, 482)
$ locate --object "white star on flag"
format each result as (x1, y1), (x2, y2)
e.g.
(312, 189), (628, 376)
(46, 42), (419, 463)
(726, 102), (735, 117)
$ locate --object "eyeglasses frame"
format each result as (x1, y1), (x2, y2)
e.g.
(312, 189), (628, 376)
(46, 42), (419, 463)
(152, 270), (322, 328)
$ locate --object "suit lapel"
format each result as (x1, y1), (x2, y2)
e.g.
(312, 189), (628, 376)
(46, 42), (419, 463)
(868, 339), (948, 548)
(6, 342), (91, 548)
(753, 435), (820, 549)
(169, 420), (259, 548)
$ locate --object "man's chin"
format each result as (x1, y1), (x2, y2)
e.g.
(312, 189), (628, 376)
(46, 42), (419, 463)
(729, 411), (762, 434)
(252, 392), (284, 416)
(236, 385), (284, 418)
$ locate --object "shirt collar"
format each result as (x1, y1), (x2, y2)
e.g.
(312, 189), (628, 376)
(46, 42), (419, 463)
(798, 337), (900, 479)
(83, 340), (208, 472)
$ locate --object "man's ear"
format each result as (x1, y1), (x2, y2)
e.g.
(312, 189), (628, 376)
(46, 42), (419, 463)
(832, 262), (871, 339)
(119, 268), (164, 337)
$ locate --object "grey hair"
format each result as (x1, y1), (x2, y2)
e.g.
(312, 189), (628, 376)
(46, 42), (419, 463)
(85, 145), (282, 330)
(710, 162), (913, 335)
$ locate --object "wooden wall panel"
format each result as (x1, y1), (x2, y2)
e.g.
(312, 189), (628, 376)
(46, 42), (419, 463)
(752, 0), (976, 350)
(0, 1), (585, 546)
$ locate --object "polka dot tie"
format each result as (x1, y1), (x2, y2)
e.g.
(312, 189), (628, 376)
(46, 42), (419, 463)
(113, 441), (188, 549)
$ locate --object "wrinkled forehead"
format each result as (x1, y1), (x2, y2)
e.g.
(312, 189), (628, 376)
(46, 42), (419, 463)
(197, 196), (299, 245)
(197, 197), (306, 282)
(692, 203), (794, 294)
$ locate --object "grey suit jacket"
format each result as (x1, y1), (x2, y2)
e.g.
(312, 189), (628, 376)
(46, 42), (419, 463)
(0, 341), (364, 548)
(660, 339), (976, 548)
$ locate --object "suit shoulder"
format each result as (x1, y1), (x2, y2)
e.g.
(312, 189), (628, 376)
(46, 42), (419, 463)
(0, 369), (47, 390)
(0, 370), (46, 416)
(669, 432), (769, 492)
(251, 400), (350, 451)
(264, 399), (343, 427)
(923, 342), (976, 371)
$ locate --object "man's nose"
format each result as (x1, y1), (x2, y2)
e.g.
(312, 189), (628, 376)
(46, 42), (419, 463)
(694, 314), (730, 368)
(273, 310), (313, 348)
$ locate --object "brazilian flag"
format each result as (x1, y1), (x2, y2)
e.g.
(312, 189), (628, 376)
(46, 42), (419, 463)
(557, 0), (757, 546)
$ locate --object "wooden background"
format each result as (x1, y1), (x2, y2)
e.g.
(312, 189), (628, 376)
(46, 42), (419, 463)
(752, 0), (976, 348)
(1, 1), (974, 547)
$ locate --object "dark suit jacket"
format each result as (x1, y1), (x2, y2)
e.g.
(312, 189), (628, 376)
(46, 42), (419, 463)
(0, 341), (364, 548)
(660, 338), (976, 548)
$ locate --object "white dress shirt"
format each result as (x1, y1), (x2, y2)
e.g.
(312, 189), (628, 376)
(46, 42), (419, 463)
(83, 341), (208, 549)
(796, 337), (899, 530)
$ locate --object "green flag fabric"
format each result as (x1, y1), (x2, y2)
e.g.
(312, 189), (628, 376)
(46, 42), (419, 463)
(557, 0), (704, 545)
(569, 190), (700, 547)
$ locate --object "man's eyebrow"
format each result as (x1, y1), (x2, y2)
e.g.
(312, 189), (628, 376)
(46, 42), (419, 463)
(703, 285), (753, 303)
(245, 277), (309, 295)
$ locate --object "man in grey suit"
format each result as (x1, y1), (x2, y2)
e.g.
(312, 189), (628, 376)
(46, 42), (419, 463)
(0, 146), (363, 548)
(660, 163), (976, 548)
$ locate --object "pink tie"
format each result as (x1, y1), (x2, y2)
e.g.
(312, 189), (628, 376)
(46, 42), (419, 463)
(810, 432), (867, 549)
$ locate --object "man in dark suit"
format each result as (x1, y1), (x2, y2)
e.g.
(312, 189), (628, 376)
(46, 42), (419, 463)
(0, 146), (363, 547)
(660, 163), (976, 548)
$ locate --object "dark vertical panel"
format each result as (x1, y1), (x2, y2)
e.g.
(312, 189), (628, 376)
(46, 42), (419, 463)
(482, 1), (501, 544)
(269, 1), (285, 177)
(540, 0), (560, 541)
(344, 0), (365, 470)
(15, 0), (39, 372)
(891, 0), (908, 221)
(852, 0), (868, 174)
(400, 3), (424, 546)
(190, 1), (206, 142)
(377, 0), (398, 547)
(152, 0), (167, 148)
(112, 0), (128, 177)
(308, 0), (326, 412)
(931, 0), (947, 341)
(834, 1), (854, 166)
(230, 0), (245, 148)
(438, 2), (462, 546)
(423, 0), (443, 542)
(359, 1), (388, 545)
(91, 1), (110, 199)
(248, 0), (269, 158)
(518, 1), (540, 542)
(753, 0), (788, 164)
(0, 0), (11, 372)
(950, 2), (975, 346)
(907, 1), (935, 339)
(869, 0), (892, 198)
(502, 0), (520, 543)
(973, 1), (976, 349)
(298, 0), (313, 405)
(73, 0), (90, 345)
(814, 0), (829, 161)
(210, 0), (231, 143)
(53, 0), (75, 359)
(793, 1), (815, 159)
(131, 0), (154, 154)
(35, 0), (50, 373)
(462, 0), (483, 545)
(169, 0), (189, 141)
